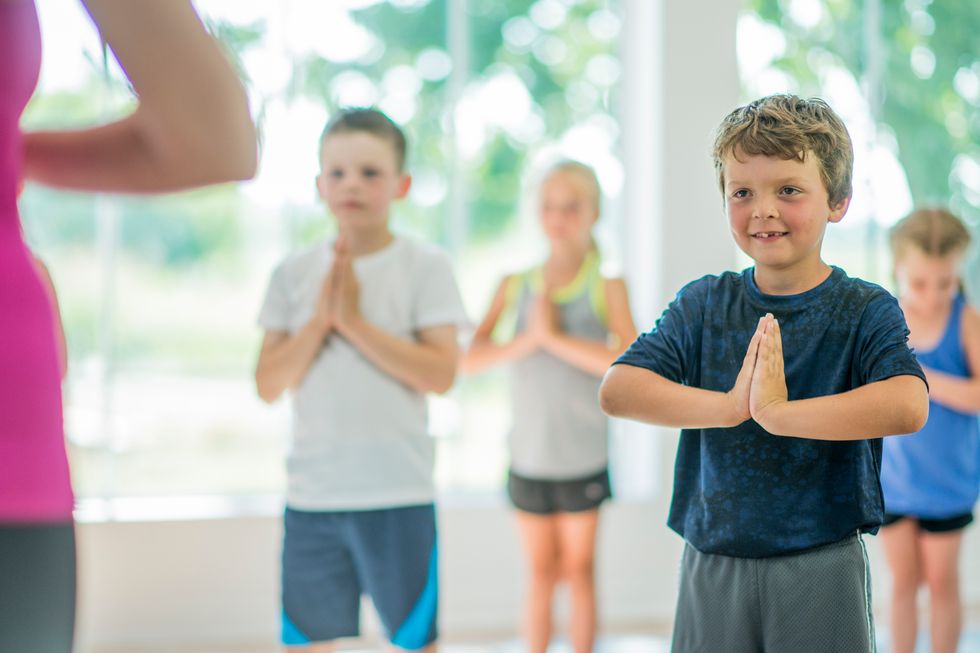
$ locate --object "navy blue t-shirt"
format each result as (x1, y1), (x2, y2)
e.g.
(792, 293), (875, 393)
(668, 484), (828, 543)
(616, 266), (926, 558)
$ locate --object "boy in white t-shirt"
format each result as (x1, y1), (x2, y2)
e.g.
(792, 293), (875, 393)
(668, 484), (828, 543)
(255, 108), (467, 652)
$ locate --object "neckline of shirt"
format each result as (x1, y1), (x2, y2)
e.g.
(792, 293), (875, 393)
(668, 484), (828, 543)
(325, 234), (405, 267)
(742, 265), (845, 309)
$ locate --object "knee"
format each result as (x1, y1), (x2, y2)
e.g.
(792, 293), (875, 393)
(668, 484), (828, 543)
(924, 569), (960, 601)
(528, 559), (560, 586)
(560, 557), (595, 587)
(890, 566), (921, 597)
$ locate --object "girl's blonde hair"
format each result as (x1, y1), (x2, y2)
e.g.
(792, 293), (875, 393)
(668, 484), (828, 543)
(890, 207), (971, 261)
(542, 160), (601, 213)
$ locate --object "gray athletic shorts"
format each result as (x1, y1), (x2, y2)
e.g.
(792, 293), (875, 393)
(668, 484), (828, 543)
(671, 532), (875, 653)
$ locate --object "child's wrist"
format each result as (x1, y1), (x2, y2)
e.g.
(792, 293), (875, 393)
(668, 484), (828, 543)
(753, 399), (791, 434)
(337, 312), (367, 339)
(307, 316), (331, 339)
(722, 390), (749, 427)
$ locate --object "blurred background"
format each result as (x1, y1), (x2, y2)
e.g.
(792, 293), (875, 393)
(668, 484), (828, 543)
(18, 0), (980, 651)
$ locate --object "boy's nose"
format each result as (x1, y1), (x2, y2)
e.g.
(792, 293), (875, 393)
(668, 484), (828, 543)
(751, 199), (779, 220)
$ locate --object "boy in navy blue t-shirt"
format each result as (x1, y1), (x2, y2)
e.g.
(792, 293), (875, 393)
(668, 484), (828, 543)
(599, 95), (929, 653)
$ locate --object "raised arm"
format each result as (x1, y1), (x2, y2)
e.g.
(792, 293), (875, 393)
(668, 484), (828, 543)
(331, 247), (459, 394)
(339, 321), (459, 394)
(758, 375), (928, 440)
(542, 277), (638, 377)
(750, 316), (929, 440)
(460, 275), (536, 375)
(23, 0), (256, 192)
(599, 315), (765, 427)
(254, 325), (327, 404)
(919, 305), (980, 413)
(254, 272), (334, 403)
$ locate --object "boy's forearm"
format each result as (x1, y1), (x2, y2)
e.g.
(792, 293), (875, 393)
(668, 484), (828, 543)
(755, 375), (929, 440)
(339, 316), (457, 394)
(599, 364), (743, 428)
(255, 320), (329, 402)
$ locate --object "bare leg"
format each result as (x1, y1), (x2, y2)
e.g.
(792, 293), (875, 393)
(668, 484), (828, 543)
(879, 519), (921, 653)
(555, 509), (600, 653)
(515, 510), (561, 653)
(920, 529), (964, 653)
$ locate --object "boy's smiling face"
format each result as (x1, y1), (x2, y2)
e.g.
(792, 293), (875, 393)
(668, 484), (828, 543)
(317, 131), (410, 235)
(723, 150), (849, 289)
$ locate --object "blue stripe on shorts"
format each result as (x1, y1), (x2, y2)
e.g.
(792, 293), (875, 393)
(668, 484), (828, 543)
(392, 542), (438, 650)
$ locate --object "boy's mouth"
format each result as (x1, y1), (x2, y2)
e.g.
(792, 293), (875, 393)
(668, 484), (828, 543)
(752, 231), (788, 240)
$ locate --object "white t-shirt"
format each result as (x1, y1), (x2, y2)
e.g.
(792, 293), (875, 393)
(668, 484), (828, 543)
(258, 236), (468, 511)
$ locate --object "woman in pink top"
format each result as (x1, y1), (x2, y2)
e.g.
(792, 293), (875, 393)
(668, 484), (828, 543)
(0, 1), (255, 650)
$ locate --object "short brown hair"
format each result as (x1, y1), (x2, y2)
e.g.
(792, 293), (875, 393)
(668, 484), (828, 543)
(320, 107), (407, 170)
(890, 207), (971, 261)
(712, 94), (853, 207)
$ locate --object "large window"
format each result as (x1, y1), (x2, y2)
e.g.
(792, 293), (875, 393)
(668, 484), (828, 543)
(737, 0), (979, 290)
(22, 0), (630, 504)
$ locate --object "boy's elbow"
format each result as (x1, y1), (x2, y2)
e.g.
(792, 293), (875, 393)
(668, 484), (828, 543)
(598, 373), (623, 417)
(422, 363), (457, 395)
(892, 381), (929, 434)
(426, 376), (455, 395)
(256, 385), (278, 404)
(254, 373), (282, 404)
(905, 393), (929, 433)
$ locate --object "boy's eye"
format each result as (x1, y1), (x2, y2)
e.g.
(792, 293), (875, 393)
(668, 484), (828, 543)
(330, 169), (344, 178)
(732, 189), (749, 199)
(780, 187), (800, 196)
(363, 168), (379, 178)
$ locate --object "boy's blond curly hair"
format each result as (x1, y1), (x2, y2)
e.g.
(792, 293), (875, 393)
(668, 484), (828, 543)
(712, 94), (853, 207)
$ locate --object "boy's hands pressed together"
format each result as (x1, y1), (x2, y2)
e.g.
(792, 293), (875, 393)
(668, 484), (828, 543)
(313, 266), (337, 338)
(749, 314), (789, 428)
(727, 315), (766, 425)
(331, 237), (364, 335)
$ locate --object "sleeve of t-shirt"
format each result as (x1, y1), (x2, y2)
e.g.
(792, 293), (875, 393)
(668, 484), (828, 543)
(257, 263), (291, 332)
(411, 247), (470, 332)
(613, 278), (706, 385)
(856, 291), (927, 387)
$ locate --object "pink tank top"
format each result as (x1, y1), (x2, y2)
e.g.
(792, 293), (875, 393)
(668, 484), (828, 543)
(0, 0), (74, 521)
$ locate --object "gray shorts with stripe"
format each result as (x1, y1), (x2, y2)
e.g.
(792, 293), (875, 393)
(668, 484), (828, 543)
(671, 532), (875, 653)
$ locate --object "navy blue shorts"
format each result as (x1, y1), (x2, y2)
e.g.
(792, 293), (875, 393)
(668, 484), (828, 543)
(882, 511), (974, 533)
(281, 504), (438, 649)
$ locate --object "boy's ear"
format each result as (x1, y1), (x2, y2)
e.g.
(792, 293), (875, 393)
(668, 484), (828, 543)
(315, 173), (327, 200)
(396, 173), (412, 199)
(828, 195), (851, 223)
